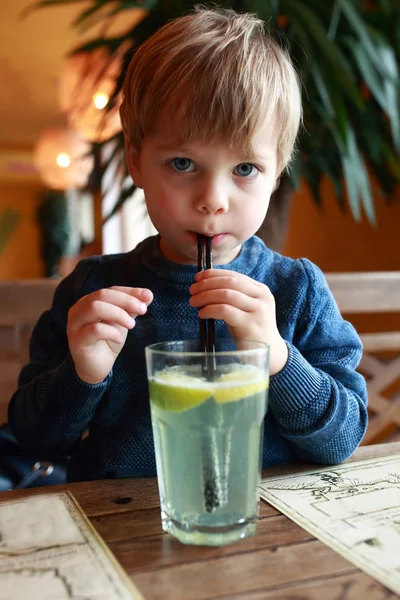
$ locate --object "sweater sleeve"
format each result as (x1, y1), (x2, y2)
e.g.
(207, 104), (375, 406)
(268, 259), (368, 465)
(7, 260), (111, 457)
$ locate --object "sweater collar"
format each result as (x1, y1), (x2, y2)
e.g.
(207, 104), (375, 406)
(136, 234), (271, 285)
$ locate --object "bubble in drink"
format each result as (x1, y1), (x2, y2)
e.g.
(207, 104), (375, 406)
(149, 365), (268, 546)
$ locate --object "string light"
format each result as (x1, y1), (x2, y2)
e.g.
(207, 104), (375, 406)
(56, 152), (71, 168)
(93, 92), (109, 110)
(58, 49), (123, 142)
(33, 127), (94, 190)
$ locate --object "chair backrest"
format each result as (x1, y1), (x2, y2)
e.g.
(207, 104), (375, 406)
(0, 279), (59, 423)
(326, 272), (400, 445)
(1, 273), (399, 443)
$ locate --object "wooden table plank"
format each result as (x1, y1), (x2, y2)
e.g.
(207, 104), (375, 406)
(1, 476), (160, 516)
(259, 501), (280, 517)
(108, 515), (313, 572)
(91, 503), (281, 546)
(132, 540), (355, 600)
(1, 443), (399, 600)
(91, 507), (163, 543)
(216, 572), (398, 600)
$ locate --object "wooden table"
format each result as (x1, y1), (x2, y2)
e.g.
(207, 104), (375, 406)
(2, 443), (400, 599)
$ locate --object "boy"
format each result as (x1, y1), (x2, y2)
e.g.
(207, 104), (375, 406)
(8, 7), (367, 482)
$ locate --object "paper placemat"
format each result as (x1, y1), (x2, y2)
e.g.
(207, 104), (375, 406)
(0, 491), (144, 599)
(259, 454), (400, 595)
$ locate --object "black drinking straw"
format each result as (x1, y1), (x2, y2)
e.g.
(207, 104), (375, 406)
(197, 234), (221, 513)
(197, 234), (216, 379)
(205, 236), (216, 375)
(197, 235), (207, 371)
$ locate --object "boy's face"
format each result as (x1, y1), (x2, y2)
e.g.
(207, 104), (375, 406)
(126, 118), (279, 265)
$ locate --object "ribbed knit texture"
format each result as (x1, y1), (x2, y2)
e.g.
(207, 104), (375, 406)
(8, 235), (368, 482)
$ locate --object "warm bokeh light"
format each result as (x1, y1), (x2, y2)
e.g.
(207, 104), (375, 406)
(56, 152), (71, 168)
(93, 92), (109, 110)
(58, 49), (124, 142)
(33, 127), (94, 190)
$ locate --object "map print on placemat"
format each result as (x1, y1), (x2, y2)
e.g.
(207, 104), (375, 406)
(259, 455), (400, 595)
(0, 492), (143, 600)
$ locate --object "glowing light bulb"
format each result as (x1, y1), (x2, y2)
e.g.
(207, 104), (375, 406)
(56, 152), (71, 168)
(93, 92), (109, 110)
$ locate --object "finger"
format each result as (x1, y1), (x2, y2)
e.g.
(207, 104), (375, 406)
(190, 276), (264, 299)
(190, 288), (256, 312)
(198, 303), (249, 327)
(72, 300), (136, 330)
(195, 269), (261, 283)
(195, 269), (224, 280)
(75, 288), (149, 318)
(110, 286), (153, 305)
(74, 322), (125, 347)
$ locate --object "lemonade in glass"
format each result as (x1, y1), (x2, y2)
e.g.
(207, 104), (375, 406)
(145, 340), (269, 546)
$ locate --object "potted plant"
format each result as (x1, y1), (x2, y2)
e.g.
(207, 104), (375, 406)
(29, 0), (400, 250)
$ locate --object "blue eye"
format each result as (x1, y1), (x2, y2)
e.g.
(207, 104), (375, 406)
(171, 158), (194, 172)
(234, 163), (257, 177)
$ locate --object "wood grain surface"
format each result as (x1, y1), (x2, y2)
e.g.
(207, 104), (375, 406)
(2, 443), (399, 599)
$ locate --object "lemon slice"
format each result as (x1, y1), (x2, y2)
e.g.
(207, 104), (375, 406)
(149, 371), (211, 412)
(214, 369), (269, 404)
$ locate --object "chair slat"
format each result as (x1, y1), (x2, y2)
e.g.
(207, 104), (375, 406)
(360, 332), (400, 352)
(0, 279), (59, 326)
(326, 272), (400, 313)
(326, 271), (400, 447)
(0, 279), (59, 421)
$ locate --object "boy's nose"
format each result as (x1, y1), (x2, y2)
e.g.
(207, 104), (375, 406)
(194, 182), (229, 214)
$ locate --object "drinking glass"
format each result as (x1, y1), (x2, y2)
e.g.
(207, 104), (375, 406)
(145, 339), (269, 546)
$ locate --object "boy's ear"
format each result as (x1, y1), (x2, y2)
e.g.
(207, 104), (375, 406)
(125, 139), (143, 189)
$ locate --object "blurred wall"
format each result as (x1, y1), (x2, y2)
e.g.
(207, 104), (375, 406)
(283, 180), (400, 334)
(0, 181), (44, 279)
(284, 179), (400, 272)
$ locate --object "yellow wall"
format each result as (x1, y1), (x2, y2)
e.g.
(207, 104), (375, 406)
(283, 180), (400, 334)
(0, 182), (44, 279)
(283, 179), (400, 272)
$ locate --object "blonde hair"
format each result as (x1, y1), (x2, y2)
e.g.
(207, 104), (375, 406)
(120, 6), (302, 172)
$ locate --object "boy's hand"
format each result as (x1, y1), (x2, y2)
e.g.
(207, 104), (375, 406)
(67, 286), (153, 384)
(189, 270), (288, 375)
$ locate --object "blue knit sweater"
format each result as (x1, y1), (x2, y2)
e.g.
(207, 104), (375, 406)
(8, 235), (368, 482)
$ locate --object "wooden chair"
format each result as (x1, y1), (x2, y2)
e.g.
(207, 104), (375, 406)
(326, 272), (400, 445)
(1, 273), (399, 444)
(0, 279), (59, 423)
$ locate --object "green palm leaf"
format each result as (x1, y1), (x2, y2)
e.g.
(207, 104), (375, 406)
(28, 0), (400, 226)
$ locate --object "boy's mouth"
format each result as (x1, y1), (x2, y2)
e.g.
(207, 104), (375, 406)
(189, 231), (227, 246)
